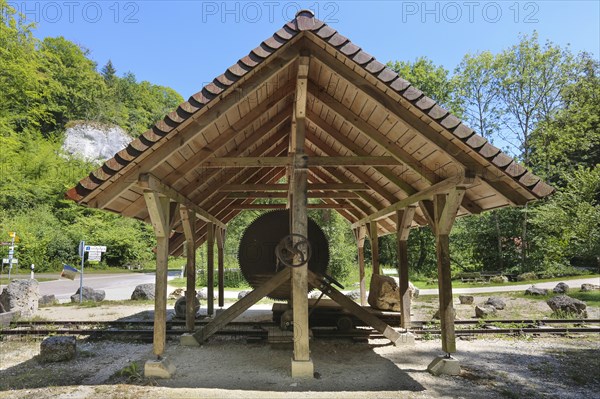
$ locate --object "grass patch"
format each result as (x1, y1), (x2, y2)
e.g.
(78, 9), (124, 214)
(168, 277), (252, 290)
(412, 274), (600, 290)
(511, 289), (600, 307)
(0, 277), (55, 284)
(58, 299), (171, 307)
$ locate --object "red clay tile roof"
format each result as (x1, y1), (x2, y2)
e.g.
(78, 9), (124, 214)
(66, 10), (553, 203)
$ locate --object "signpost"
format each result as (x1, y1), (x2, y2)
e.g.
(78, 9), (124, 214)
(77, 242), (107, 303)
(6, 232), (17, 281)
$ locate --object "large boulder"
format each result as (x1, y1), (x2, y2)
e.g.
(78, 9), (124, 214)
(367, 274), (418, 312)
(168, 288), (184, 299)
(70, 286), (105, 303)
(525, 286), (548, 296)
(196, 287), (218, 300)
(490, 275), (509, 284)
(553, 282), (569, 294)
(40, 336), (76, 362)
(546, 295), (587, 316)
(475, 305), (496, 318)
(517, 272), (537, 282)
(0, 279), (40, 316)
(131, 284), (155, 300)
(485, 297), (506, 310)
(459, 295), (474, 305)
(39, 294), (58, 307)
(346, 289), (361, 301)
(581, 283), (600, 292)
(238, 290), (251, 299)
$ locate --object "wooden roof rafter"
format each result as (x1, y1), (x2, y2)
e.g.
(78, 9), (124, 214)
(66, 10), (554, 255)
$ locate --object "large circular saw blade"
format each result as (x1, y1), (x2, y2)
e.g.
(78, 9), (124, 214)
(238, 210), (329, 300)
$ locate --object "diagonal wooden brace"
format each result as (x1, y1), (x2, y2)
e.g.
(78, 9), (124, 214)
(193, 268), (291, 343)
(307, 270), (404, 346)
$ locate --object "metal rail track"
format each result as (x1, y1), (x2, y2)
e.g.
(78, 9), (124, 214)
(2, 319), (599, 339)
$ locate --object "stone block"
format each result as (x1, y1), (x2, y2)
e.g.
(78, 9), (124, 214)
(393, 332), (415, 346)
(291, 358), (314, 378)
(427, 355), (461, 376)
(144, 357), (176, 379)
(180, 333), (200, 346)
(40, 336), (76, 362)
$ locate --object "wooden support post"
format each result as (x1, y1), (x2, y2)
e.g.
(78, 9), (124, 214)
(421, 188), (465, 354)
(206, 222), (215, 316)
(368, 221), (380, 275)
(396, 207), (415, 330)
(143, 191), (170, 357)
(353, 226), (367, 306)
(289, 54), (312, 377)
(216, 228), (225, 308)
(180, 206), (196, 332)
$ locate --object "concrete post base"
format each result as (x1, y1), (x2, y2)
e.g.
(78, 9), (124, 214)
(180, 333), (200, 346)
(393, 332), (416, 347)
(427, 355), (461, 376)
(144, 357), (176, 379)
(291, 358), (314, 378)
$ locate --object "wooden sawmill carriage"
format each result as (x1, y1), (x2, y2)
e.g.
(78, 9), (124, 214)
(67, 10), (553, 378)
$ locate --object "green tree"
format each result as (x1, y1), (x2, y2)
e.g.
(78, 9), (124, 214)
(494, 32), (575, 166)
(387, 56), (463, 115)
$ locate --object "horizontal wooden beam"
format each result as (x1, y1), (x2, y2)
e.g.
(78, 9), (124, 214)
(137, 173), (226, 230)
(351, 176), (464, 228)
(231, 203), (354, 210)
(227, 192), (359, 199)
(220, 183), (371, 191)
(200, 156), (401, 168)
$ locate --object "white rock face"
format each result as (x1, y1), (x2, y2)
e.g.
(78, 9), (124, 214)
(62, 122), (132, 162)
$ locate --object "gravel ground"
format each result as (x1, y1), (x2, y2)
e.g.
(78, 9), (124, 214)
(1, 293), (599, 398)
(0, 335), (598, 399)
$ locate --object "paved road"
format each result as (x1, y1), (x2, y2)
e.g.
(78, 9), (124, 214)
(1, 272), (180, 302)
(3, 273), (598, 303)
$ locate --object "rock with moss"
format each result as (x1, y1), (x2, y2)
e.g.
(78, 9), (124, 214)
(40, 336), (76, 362)
(525, 286), (548, 296)
(475, 305), (496, 318)
(553, 282), (569, 294)
(485, 297), (506, 310)
(517, 272), (537, 282)
(131, 284), (155, 300)
(546, 295), (587, 317)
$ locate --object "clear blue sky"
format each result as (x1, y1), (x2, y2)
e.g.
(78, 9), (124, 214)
(18, 1), (600, 99)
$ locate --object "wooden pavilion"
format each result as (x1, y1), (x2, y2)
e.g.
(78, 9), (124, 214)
(67, 10), (553, 378)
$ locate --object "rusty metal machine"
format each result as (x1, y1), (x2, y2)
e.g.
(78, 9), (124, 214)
(238, 210), (330, 300)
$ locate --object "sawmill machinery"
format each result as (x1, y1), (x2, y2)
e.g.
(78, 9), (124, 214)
(237, 210), (330, 300)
